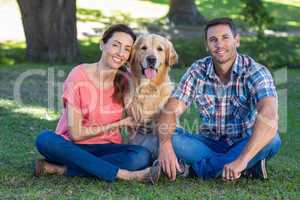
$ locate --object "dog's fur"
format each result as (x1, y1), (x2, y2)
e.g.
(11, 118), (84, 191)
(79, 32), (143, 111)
(124, 34), (178, 144)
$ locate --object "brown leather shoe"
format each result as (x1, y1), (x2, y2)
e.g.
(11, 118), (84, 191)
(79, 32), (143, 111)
(34, 159), (66, 177)
(146, 160), (161, 184)
(34, 159), (46, 177)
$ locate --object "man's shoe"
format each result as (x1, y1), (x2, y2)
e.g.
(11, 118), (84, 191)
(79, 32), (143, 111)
(177, 160), (190, 178)
(148, 160), (161, 184)
(243, 159), (268, 180)
(156, 159), (191, 179)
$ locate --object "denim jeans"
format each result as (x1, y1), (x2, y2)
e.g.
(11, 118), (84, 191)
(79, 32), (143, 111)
(35, 130), (151, 182)
(172, 127), (281, 179)
(128, 133), (159, 159)
(133, 127), (281, 179)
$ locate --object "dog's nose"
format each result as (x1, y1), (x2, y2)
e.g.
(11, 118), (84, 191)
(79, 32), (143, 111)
(146, 56), (156, 66)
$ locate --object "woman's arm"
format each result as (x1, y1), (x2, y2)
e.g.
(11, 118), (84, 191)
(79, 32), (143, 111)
(67, 103), (134, 142)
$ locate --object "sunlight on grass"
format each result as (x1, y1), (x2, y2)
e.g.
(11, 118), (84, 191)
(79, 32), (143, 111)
(77, 8), (103, 22)
(1, 41), (25, 49)
(287, 21), (300, 26)
(0, 99), (59, 121)
(12, 107), (59, 121)
(80, 37), (100, 46)
(77, 0), (168, 19)
(264, 0), (300, 7)
(0, 41), (26, 65)
(0, 99), (16, 110)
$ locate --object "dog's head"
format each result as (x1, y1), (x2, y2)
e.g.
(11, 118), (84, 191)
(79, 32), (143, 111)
(129, 34), (178, 81)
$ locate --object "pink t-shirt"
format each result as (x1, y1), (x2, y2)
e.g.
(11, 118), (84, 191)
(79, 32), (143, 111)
(55, 65), (123, 144)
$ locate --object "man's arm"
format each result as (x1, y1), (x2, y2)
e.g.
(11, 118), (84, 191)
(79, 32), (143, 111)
(223, 96), (278, 180)
(157, 97), (187, 180)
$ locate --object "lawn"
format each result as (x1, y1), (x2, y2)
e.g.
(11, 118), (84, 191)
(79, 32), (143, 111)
(0, 64), (299, 199)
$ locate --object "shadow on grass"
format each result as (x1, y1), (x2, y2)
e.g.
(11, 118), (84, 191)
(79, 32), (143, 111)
(0, 65), (69, 110)
(0, 101), (57, 168)
(240, 36), (300, 68)
(264, 1), (300, 30)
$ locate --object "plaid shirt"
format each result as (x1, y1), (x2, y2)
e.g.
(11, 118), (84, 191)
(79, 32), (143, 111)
(172, 54), (277, 146)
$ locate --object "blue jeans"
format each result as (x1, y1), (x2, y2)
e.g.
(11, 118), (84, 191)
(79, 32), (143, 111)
(172, 128), (281, 179)
(35, 130), (151, 182)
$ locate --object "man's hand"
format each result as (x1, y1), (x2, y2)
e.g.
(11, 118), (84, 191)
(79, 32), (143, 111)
(158, 140), (181, 181)
(222, 97), (278, 181)
(222, 158), (247, 181)
(157, 98), (187, 181)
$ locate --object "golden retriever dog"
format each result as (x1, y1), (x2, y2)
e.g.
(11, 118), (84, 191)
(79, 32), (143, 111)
(124, 34), (178, 158)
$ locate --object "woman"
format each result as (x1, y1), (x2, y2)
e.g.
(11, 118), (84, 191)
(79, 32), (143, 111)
(35, 24), (160, 184)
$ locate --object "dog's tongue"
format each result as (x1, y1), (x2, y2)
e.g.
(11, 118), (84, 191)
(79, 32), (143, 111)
(144, 68), (157, 79)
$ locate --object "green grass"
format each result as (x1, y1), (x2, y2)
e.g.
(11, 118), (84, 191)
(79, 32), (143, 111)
(0, 64), (299, 199)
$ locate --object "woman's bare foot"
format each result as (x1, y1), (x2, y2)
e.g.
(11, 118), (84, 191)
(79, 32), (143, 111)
(34, 159), (66, 177)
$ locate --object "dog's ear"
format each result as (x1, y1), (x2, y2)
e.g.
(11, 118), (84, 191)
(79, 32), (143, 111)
(165, 40), (178, 67)
(129, 35), (143, 66)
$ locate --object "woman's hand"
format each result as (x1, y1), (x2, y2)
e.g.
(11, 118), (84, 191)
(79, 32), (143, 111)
(119, 116), (139, 140)
(119, 116), (136, 128)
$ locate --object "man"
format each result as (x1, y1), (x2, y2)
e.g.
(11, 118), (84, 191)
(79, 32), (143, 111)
(157, 17), (281, 181)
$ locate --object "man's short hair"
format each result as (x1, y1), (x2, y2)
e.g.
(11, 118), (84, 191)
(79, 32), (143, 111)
(204, 17), (237, 40)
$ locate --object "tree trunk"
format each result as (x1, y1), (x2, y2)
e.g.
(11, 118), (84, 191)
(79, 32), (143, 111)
(168, 0), (206, 26)
(17, 0), (79, 63)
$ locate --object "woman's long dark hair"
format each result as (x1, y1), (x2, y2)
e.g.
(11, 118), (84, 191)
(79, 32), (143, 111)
(101, 24), (136, 105)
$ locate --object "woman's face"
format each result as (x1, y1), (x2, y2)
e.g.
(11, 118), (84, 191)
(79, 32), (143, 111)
(101, 32), (134, 70)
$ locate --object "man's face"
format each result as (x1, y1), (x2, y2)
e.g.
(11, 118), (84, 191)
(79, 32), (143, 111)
(206, 24), (240, 66)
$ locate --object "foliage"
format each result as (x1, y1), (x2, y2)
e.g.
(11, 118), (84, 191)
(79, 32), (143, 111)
(1, 35), (300, 68)
(146, 0), (300, 30)
(240, 0), (274, 38)
(1, 0), (299, 68)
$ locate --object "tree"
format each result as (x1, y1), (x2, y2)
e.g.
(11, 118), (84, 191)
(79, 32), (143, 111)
(167, 0), (206, 26)
(17, 0), (79, 63)
(240, 0), (274, 38)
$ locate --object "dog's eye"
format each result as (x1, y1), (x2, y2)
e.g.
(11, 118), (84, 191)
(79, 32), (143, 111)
(157, 46), (163, 51)
(141, 46), (147, 50)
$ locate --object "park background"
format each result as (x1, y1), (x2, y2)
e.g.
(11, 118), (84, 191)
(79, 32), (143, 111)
(0, 0), (299, 199)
